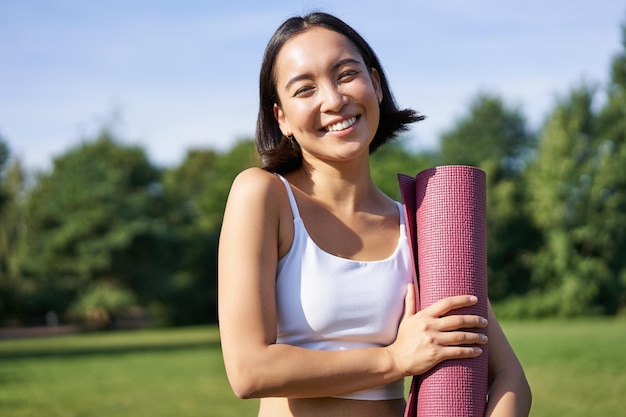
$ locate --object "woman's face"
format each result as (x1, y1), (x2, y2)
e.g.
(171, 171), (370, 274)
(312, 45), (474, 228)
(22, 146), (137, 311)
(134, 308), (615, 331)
(273, 27), (383, 166)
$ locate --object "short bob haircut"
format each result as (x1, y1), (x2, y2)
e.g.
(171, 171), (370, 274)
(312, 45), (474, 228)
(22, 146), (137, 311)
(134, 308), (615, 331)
(256, 12), (424, 174)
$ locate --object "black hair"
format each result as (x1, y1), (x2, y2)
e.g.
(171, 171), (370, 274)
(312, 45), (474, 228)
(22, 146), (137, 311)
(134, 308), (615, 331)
(256, 12), (424, 174)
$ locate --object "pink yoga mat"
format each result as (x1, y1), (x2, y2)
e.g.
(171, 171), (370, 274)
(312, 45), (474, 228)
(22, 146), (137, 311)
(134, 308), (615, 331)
(399, 165), (489, 417)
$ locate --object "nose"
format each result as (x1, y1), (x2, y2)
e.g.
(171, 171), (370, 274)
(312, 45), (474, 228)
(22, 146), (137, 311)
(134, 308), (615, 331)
(319, 83), (348, 113)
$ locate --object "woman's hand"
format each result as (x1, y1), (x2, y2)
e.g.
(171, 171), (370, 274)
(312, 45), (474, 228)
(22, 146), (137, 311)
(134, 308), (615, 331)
(386, 284), (488, 377)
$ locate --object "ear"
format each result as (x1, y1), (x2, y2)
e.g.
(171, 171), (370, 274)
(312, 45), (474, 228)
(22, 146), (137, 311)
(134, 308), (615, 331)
(370, 68), (383, 104)
(273, 103), (292, 137)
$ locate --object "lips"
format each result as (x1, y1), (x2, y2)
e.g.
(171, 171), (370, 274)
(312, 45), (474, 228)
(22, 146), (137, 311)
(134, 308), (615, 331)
(324, 116), (358, 132)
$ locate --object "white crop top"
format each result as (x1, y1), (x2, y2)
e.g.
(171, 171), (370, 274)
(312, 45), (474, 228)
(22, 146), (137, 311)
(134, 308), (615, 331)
(275, 174), (413, 400)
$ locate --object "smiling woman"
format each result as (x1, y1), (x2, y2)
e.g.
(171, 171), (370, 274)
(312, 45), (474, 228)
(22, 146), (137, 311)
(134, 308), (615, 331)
(272, 27), (385, 167)
(217, 11), (531, 417)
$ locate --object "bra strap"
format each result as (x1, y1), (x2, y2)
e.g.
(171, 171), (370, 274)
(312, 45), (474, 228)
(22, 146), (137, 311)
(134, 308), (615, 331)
(276, 174), (301, 220)
(396, 201), (407, 235)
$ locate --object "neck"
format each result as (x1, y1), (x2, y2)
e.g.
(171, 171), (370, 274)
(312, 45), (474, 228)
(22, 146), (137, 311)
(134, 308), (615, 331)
(291, 156), (381, 211)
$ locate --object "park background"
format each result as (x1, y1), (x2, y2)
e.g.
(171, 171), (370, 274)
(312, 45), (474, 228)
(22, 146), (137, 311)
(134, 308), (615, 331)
(1, 1), (626, 416)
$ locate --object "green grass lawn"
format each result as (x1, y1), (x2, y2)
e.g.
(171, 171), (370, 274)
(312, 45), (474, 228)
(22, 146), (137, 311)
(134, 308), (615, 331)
(0, 319), (624, 416)
(500, 318), (626, 416)
(0, 326), (258, 417)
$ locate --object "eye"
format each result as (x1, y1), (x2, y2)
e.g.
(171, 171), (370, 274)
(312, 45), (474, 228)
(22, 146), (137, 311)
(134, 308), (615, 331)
(294, 85), (315, 97)
(338, 70), (359, 82)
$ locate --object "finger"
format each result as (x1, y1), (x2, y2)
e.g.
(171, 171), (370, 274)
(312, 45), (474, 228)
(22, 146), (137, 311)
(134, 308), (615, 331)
(439, 346), (484, 361)
(436, 314), (488, 332)
(438, 331), (488, 347)
(424, 295), (479, 317)
(402, 283), (417, 320)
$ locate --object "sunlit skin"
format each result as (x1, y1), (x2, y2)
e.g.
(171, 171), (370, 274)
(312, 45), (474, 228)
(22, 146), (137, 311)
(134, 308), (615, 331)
(218, 26), (531, 417)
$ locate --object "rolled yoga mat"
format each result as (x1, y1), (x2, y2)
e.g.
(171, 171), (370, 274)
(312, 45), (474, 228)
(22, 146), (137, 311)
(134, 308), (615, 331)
(398, 165), (489, 417)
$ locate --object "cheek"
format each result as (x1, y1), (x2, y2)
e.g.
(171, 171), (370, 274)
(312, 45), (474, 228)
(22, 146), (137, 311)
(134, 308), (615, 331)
(361, 87), (381, 122)
(286, 102), (318, 129)
(355, 80), (381, 110)
(369, 105), (381, 133)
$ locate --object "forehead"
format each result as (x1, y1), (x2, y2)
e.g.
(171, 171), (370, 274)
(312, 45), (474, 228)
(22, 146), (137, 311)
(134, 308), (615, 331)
(274, 27), (364, 80)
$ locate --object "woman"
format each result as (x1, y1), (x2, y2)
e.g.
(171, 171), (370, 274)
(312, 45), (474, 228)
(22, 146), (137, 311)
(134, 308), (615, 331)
(218, 12), (531, 417)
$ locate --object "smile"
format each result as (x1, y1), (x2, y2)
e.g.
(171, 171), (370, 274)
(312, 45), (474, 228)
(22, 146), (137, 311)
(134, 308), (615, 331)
(325, 116), (358, 132)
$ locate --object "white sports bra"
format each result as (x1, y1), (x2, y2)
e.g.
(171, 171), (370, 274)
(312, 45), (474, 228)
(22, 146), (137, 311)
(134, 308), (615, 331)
(274, 174), (412, 400)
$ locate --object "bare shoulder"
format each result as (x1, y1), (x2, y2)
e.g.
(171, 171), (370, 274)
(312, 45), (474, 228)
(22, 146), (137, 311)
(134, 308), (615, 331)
(229, 167), (282, 197)
(226, 168), (282, 206)
(225, 168), (294, 259)
(224, 167), (289, 222)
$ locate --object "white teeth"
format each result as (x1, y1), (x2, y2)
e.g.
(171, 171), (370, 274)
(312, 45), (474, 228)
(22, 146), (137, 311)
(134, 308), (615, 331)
(326, 116), (357, 132)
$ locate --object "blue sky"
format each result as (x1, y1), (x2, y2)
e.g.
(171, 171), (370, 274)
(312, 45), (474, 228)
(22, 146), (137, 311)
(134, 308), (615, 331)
(1, 1), (624, 171)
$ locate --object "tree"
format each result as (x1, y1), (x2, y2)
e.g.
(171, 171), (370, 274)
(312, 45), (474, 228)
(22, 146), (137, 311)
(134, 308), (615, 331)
(439, 92), (535, 176)
(521, 19), (626, 317)
(594, 20), (626, 313)
(161, 139), (259, 324)
(22, 129), (176, 324)
(69, 280), (137, 329)
(438, 93), (539, 302)
(524, 84), (610, 316)
(0, 138), (28, 324)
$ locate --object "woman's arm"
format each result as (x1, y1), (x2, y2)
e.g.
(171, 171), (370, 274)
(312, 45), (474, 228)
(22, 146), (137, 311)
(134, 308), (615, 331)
(485, 302), (532, 416)
(218, 168), (488, 399)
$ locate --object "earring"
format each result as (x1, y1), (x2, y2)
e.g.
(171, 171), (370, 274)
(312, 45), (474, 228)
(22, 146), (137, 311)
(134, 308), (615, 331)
(286, 135), (295, 149)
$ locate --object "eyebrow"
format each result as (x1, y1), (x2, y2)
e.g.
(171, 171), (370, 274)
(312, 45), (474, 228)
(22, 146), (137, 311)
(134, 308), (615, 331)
(283, 58), (363, 92)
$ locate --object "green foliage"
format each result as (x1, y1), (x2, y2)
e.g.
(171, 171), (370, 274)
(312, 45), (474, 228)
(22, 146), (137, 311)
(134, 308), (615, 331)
(2, 19), (626, 324)
(438, 92), (536, 177)
(523, 77), (626, 316)
(70, 280), (137, 327)
(597, 21), (626, 303)
(524, 86), (602, 316)
(22, 129), (176, 321)
(0, 139), (28, 322)
(516, 21), (626, 317)
(161, 140), (259, 324)
(371, 138), (435, 200)
(162, 140), (258, 234)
